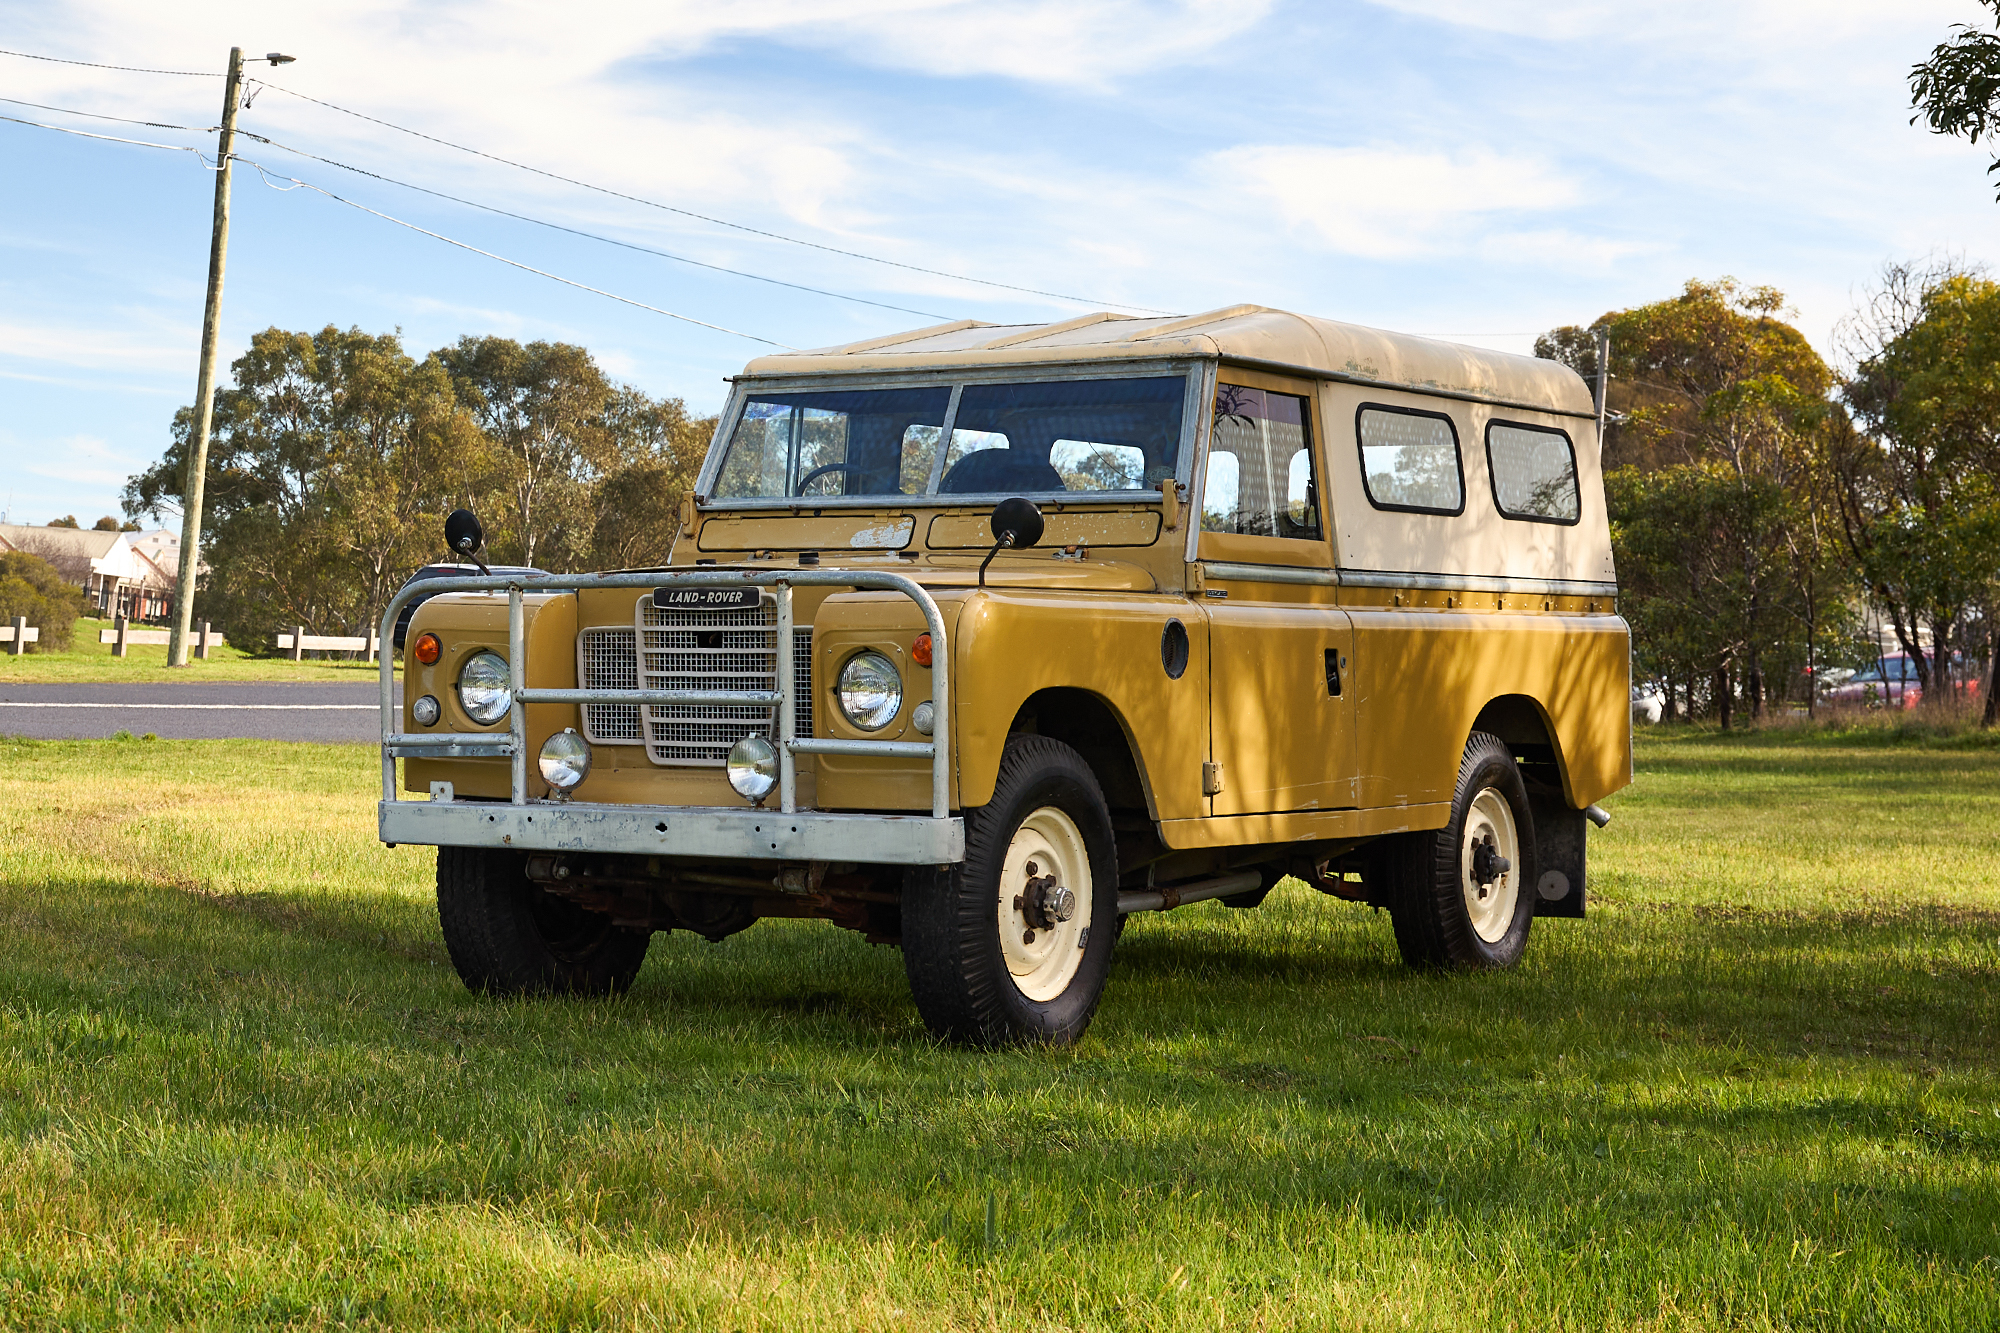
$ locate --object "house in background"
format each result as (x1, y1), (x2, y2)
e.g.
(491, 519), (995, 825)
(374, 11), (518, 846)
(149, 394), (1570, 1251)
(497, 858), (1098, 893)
(0, 523), (177, 622)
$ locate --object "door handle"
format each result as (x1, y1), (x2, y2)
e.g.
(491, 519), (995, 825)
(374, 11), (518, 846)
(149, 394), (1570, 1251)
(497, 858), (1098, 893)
(1325, 648), (1343, 697)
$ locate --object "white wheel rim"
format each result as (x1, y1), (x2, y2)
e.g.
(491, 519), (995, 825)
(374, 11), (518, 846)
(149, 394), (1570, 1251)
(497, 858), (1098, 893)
(996, 806), (1092, 1002)
(1460, 787), (1520, 944)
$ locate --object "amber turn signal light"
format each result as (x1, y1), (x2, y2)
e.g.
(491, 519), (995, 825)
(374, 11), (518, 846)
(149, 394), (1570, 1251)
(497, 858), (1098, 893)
(413, 632), (442, 666)
(910, 633), (933, 667)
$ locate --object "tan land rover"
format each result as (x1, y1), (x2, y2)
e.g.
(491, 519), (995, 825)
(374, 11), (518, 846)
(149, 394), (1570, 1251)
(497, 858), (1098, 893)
(380, 304), (1630, 1046)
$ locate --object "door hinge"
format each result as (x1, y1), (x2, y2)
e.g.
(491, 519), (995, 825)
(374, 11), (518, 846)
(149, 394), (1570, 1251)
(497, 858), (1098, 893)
(1202, 761), (1225, 796)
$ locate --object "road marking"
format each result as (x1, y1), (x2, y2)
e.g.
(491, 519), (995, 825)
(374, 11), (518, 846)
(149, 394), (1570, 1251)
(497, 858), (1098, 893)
(0, 702), (377, 711)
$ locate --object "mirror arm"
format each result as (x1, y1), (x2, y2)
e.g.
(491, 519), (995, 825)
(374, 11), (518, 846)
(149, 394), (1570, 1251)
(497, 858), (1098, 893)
(977, 534), (1016, 588)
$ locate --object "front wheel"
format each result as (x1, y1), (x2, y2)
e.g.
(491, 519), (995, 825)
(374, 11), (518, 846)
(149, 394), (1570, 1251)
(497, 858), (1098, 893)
(1387, 731), (1537, 970)
(436, 846), (651, 995)
(902, 735), (1119, 1047)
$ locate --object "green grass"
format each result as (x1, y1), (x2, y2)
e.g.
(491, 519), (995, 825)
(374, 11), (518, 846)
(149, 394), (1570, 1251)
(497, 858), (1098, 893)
(0, 617), (386, 683)
(0, 730), (1995, 1329)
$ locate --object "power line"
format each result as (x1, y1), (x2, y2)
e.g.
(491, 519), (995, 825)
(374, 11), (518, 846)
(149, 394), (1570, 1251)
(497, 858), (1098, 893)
(0, 93), (214, 133)
(2, 103), (792, 348)
(0, 110), (215, 160)
(249, 79), (1180, 316)
(239, 129), (958, 322)
(4, 87), (955, 320)
(238, 156), (794, 349)
(0, 46), (215, 77)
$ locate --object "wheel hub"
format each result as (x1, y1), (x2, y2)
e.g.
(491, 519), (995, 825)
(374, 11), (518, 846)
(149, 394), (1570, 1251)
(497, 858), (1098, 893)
(1459, 787), (1521, 945)
(997, 808), (1092, 1002)
(1470, 837), (1512, 896)
(1014, 861), (1077, 932)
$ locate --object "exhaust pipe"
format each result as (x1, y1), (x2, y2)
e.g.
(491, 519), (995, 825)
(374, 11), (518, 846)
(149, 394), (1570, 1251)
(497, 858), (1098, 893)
(1118, 870), (1263, 915)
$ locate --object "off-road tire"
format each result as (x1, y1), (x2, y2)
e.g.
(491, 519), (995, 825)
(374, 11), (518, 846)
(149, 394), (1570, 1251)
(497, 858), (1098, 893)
(1387, 731), (1537, 970)
(436, 846), (651, 995)
(902, 735), (1119, 1047)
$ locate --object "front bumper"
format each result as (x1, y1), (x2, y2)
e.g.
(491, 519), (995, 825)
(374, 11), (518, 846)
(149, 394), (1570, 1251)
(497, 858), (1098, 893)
(379, 799), (965, 864)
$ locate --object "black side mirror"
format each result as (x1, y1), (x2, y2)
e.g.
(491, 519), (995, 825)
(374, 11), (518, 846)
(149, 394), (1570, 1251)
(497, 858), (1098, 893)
(444, 508), (490, 575)
(991, 496), (1044, 549)
(979, 497), (1044, 587)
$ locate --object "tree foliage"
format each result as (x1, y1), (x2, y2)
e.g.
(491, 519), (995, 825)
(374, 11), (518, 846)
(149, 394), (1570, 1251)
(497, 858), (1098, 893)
(1542, 280), (1852, 723)
(125, 326), (713, 651)
(1833, 260), (2000, 704)
(0, 550), (88, 653)
(1910, 0), (2000, 197)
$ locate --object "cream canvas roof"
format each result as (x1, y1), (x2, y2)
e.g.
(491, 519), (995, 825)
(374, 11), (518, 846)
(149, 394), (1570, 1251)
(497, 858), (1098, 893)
(744, 304), (1593, 416)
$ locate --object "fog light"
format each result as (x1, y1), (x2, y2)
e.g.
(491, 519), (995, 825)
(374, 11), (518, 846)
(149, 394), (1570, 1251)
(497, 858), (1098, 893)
(412, 694), (440, 726)
(726, 734), (778, 803)
(538, 728), (591, 795)
(912, 700), (935, 736)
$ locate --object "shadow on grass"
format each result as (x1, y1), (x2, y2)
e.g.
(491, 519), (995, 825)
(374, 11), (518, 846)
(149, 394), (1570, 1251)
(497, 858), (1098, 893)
(5, 871), (1999, 1323)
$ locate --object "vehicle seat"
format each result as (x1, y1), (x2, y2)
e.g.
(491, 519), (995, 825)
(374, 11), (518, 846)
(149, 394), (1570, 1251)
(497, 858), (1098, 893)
(938, 447), (1064, 494)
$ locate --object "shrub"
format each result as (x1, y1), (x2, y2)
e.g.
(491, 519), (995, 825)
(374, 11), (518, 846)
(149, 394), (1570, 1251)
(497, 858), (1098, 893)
(0, 551), (89, 653)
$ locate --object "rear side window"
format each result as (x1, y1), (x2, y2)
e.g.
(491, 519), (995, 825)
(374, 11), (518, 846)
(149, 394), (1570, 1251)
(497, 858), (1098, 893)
(1357, 405), (1463, 515)
(1486, 421), (1580, 524)
(1202, 385), (1320, 539)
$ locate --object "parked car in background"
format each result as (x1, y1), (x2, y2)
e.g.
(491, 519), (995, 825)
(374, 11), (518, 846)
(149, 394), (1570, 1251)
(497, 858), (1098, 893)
(392, 563), (546, 649)
(1632, 683), (1664, 724)
(1823, 653), (1981, 709)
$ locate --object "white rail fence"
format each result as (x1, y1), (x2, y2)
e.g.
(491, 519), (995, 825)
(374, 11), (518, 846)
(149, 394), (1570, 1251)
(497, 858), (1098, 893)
(3, 616), (40, 655)
(87, 616), (382, 661)
(95, 617), (226, 658)
(274, 625), (380, 662)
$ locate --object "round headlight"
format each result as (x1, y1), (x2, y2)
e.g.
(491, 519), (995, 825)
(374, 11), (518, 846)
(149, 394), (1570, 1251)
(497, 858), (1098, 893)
(456, 650), (512, 724)
(538, 727), (591, 794)
(836, 651), (902, 731)
(412, 694), (440, 726)
(726, 734), (778, 802)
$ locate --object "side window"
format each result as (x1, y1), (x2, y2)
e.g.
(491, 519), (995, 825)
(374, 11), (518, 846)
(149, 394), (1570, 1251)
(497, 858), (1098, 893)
(1356, 405), (1463, 515)
(1486, 421), (1580, 524)
(1201, 385), (1321, 539)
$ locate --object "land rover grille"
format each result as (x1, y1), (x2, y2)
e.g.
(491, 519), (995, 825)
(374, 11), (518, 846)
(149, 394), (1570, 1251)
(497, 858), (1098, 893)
(578, 598), (810, 764)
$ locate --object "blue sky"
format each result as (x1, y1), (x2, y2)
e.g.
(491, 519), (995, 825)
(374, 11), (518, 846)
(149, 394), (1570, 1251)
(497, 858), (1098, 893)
(2, 0), (1996, 527)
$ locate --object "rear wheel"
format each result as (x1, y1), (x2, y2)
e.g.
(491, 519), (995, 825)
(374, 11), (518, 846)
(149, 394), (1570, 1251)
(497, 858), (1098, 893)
(436, 846), (651, 994)
(902, 736), (1119, 1046)
(1387, 732), (1537, 969)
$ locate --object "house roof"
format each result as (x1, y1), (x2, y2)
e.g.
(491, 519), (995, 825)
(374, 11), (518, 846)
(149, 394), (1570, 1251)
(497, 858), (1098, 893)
(741, 304), (1594, 417)
(0, 523), (173, 586)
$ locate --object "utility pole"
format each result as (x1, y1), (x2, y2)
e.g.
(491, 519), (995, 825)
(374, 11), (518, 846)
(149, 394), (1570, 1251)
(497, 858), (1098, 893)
(167, 47), (245, 667)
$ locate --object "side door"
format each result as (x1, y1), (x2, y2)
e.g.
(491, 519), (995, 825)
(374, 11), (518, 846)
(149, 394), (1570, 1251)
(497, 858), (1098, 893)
(1197, 370), (1357, 815)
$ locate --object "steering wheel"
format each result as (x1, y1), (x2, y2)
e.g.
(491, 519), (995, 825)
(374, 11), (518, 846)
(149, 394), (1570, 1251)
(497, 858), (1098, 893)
(796, 462), (862, 495)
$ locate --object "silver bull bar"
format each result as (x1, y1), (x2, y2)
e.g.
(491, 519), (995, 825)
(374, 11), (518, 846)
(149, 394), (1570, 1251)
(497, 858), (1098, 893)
(375, 568), (963, 864)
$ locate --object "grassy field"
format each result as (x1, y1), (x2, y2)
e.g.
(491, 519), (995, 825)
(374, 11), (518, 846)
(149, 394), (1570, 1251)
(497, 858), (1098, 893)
(0, 617), (383, 683)
(0, 728), (1995, 1329)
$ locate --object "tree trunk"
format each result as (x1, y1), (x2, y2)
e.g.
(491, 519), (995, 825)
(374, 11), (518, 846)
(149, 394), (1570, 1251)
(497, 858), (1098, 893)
(1984, 625), (1999, 728)
(1716, 665), (1733, 731)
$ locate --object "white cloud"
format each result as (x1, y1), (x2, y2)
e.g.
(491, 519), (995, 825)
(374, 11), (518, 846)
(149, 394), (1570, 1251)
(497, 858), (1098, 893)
(1214, 145), (1579, 259)
(0, 320), (192, 370)
(1360, 0), (1970, 46)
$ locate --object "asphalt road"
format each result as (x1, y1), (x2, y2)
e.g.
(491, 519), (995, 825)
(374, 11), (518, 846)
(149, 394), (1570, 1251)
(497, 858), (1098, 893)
(0, 683), (400, 742)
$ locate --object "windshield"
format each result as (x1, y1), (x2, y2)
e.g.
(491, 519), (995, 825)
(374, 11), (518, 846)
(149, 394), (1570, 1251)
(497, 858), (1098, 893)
(710, 374), (1187, 501)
